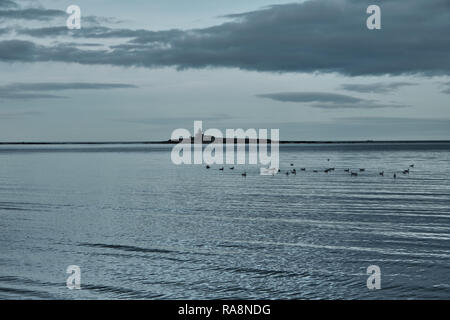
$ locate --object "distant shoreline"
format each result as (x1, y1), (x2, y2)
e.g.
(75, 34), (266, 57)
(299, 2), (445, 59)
(0, 140), (449, 145)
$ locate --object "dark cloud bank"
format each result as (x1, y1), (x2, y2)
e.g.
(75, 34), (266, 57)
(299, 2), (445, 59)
(257, 92), (406, 109)
(1, 0), (449, 76)
(0, 82), (137, 99)
(340, 82), (417, 93)
(0, 0), (18, 9)
(0, 7), (64, 20)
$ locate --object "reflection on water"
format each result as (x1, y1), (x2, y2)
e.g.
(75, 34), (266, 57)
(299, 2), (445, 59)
(0, 143), (449, 299)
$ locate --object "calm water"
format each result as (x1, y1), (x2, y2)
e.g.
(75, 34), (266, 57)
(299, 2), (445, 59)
(0, 143), (449, 299)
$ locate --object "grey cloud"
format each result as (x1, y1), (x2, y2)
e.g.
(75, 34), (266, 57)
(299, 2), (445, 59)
(310, 102), (408, 110)
(0, 82), (138, 100)
(0, 8), (65, 21)
(58, 42), (104, 48)
(0, 0), (18, 9)
(257, 92), (363, 104)
(341, 82), (417, 93)
(17, 26), (146, 38)
(0, 40), (39, 61)
(0, 2), (116, 24)
(441, 82), (450, 94)
(0, 111), (43, 119)
(0, 82), (138, 91)
(257, 92), (407, 109)
(83, 15), (125, 26)
(1, 0), (449, 76)
(0, 40), (115, 64)
(17, 27), (88, 38)
(0, 93), (66, 100)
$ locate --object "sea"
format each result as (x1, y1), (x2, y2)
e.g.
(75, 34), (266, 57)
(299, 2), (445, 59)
(0, 142), (449, 299)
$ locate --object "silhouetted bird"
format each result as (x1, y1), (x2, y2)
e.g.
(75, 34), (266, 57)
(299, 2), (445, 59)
(301, 168), (306, 171)
(379, 171), (384, 176)
(291, 169), (297, 175)
(410, 164), (414, 168)
(313, 170), (318, 173)
(351, 172), (358, 176)
(359, 168), (365, 172)
(290, 163), (294, 166)
(285, 171), (290, 176)
(242, 172), (247, 177)
(394, 173), (397, 179)
(219, 167), (224, 171)
(206, 165), (210, 169)
(344, 169), (350, 172)
(403, 169), (409, 174)
(230, 167), (234, 170)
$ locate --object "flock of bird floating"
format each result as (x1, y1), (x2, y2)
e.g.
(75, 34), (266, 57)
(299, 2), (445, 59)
(205, 160), (415, 178)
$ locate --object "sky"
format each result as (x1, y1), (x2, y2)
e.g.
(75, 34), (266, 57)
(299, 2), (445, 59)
(0, 0), (449, 141)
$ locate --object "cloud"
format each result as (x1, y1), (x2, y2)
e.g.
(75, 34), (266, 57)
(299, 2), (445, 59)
(0, 93), (67, 100)
(0, 8), (65, 21)
(0, 27), (10, 35)
(257, 92), (407, 109)
(0, 40), (111, 63)
(257, 92), (362, 104)
(0, 0), (18, 9)
(440, 82), (450, 94)
(341, 82), (417, 93)
(0, 111), (43, 119)
(310, 102), (407, 110)
(0, 82), (138, 100)
(17, 26), (153, 39)
(0, 1), (118, 24)
(1, 0), (449, 76)
(59, 42), (104, 48)
(0, 82), (138, 91)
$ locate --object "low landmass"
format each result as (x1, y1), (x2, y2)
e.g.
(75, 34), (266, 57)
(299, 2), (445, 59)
(0, 139), (449, 145)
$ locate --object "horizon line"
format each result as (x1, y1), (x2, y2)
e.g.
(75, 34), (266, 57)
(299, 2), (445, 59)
(1, 139), (450, 145)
